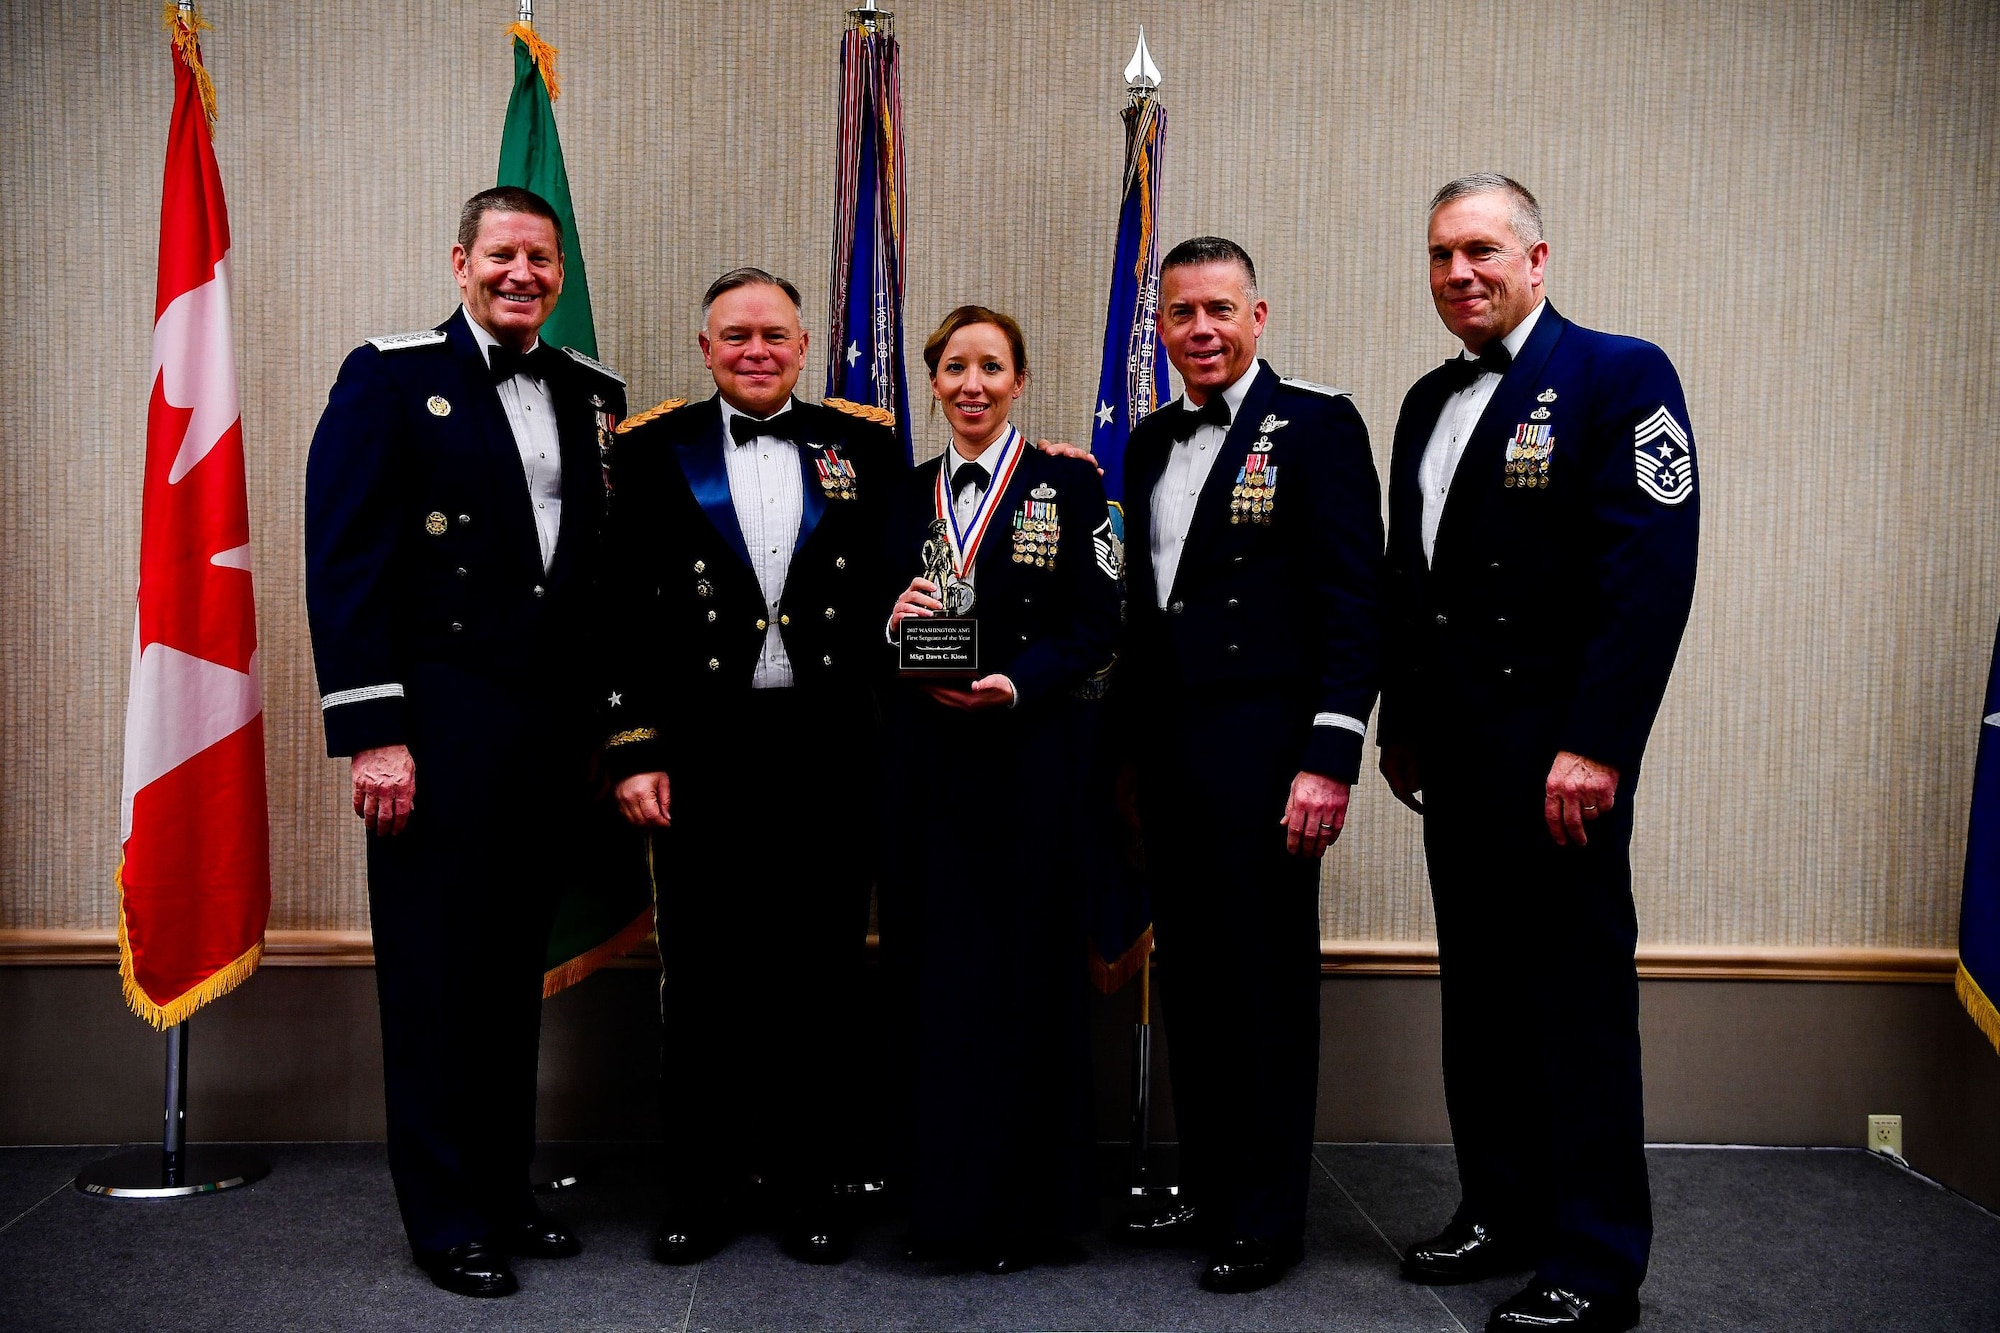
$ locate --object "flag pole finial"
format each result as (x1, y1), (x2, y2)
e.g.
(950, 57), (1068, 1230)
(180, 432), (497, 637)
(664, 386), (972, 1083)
(848, 0), (893, 35)
(1124, 26), (1162, 94)
(517, 0), (532, 23)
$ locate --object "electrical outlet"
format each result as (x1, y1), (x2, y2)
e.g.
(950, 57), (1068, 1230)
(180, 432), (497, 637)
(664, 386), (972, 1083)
(1868, 1113), (1903, 1160)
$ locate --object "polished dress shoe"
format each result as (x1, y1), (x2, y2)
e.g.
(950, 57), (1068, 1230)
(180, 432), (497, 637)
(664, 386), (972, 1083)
(1400, 1219), (1532, 1284)
(413, 1241), (518, 1298)
(1486, 1280), (1640, 1331)
(502, 1210), (582, 1259)
(780, 1202), (854, 1265)
(1199, 1236), (1304, 1294)
(1116, 1200), (1204, 1247)
(653, 1205), (731, 1265)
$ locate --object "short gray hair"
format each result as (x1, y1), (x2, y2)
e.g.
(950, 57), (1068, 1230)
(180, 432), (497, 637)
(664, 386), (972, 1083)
(1429, 173), (1543, 246)
(699, 266), (803, 331)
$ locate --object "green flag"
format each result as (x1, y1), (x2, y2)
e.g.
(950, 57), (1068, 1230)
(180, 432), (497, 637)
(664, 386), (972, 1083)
(497, 22), (654, 996)
(497, 25), (596, 356)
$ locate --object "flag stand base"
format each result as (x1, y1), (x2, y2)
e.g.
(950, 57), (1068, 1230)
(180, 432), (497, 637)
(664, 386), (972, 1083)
(72, 1020), (269, 1199)
(530, 1143), (588, 1193)
(74, 1145), (269, 1199)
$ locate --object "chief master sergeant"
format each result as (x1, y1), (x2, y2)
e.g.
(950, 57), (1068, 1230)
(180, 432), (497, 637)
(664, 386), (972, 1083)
(304, 186), (626, 1299)
(1379, 173), (1699, 1333)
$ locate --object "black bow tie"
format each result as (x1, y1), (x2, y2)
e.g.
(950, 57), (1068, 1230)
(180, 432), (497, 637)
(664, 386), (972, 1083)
(1439, 344), (1513, 393)
(729, 410), (799, 446)
(954, 460), (991, 499)
(1166, 396), (1231, 443)
(486, 342), (553, 385)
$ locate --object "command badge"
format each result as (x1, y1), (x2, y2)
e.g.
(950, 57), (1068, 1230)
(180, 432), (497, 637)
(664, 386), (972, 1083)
(424, 511), (447, 536)
(1537, 388), (1557, 403)
(1633, 406), (1693, 506)
(426, 395), (451, 417)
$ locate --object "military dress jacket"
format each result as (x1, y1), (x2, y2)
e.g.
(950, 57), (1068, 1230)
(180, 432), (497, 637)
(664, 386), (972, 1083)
(1377, 304), (1699, 777)
(884, 444), (1121, 706)
(1120, 361), (1385, 784)
(598, 394), (905, 779)
(304, 308), (628, 757)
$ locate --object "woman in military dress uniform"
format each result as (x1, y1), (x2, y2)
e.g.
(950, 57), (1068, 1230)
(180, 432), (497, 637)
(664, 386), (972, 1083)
(881, 306), (1122, 1271)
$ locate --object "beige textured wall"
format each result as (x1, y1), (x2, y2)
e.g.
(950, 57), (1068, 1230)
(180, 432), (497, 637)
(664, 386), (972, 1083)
(3, 1), (1996, 946)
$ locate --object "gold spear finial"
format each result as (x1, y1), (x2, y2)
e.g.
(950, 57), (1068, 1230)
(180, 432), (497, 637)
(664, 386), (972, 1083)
(1124, 26), (1162, 94)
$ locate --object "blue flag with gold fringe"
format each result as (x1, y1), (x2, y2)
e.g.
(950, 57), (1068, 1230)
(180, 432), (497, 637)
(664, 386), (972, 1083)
(825, 6), (912, 459)
(1958, 617), (2000, 1053)
(1084, 36), (1168, 994)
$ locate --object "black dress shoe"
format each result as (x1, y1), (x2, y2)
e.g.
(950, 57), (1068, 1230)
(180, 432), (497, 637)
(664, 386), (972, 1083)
(1116, 1200), (1204, 1247)
(780, 1202), (854, 1265)
(413, 1241), (518, 1298)
(502, 1210), (582, 1259)
(1486, 1280), (1640, 1331)
(1401, 1219), (1533, 1284)
(653, 1205), (731, 1265)
(1199, 1236), (1304, 1294)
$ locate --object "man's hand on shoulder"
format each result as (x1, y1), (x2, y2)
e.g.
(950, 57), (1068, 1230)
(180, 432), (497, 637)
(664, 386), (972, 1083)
(615, 771), (673, 828)
(352, 744), (416, 837)
(1281, 771), (1350, 858)
(1033, 439), (1102, 475)
(1545, 750), (1618, 846)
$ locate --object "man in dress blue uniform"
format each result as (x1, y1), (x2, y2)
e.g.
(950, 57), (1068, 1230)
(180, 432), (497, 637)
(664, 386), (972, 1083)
(597, 267), (905, 1268)
(1378, 174), (1699, 1333)
(304, 186), (626, 1298)
(1116, 237), (1384, 1294)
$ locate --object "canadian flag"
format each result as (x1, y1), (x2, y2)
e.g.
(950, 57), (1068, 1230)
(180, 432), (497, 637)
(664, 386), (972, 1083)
(117, 7), (269, 1028)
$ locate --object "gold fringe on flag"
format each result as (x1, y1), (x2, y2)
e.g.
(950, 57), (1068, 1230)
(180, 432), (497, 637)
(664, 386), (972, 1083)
(160, 2), (219, 129)
(1089, 926), (1154, 994)
(542, 908), (657, 998)
(505, 20), (561, 101)
(114, 860), (263, 1030)
(1957, 960), (2000, 1055)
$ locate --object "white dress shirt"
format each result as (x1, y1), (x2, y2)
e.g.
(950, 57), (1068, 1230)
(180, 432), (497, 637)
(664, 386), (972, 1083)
(464, 308), (562, 573)
(719, 397), (804, 689)
(1150, 361), (1261, 608)
(1417, 299), (1546, 565)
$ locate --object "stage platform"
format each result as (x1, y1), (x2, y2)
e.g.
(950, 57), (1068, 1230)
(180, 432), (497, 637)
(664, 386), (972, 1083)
(2, 1143), (1995, 1331)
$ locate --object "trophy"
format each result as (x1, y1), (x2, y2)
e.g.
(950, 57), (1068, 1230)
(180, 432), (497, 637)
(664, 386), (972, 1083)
(898, 517), (980, 675)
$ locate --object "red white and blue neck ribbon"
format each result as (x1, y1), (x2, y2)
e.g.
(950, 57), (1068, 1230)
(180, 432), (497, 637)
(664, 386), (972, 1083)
(934, 424), (1024, 580)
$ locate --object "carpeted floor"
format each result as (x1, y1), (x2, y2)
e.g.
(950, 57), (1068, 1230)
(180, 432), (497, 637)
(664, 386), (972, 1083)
(1, 1143), (1994, 1331)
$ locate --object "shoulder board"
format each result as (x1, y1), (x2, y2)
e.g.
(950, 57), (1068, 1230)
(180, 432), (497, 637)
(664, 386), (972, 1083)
(1278, 376), (1351, 399)
(561, 345), (626, 386)
(364, 329), (448, 353)
(614, 397), (688, 434)
(822, 397), (897, 429)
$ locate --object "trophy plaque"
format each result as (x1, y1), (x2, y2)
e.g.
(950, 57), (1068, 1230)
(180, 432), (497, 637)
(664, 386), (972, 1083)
(898, 517), (980, 676)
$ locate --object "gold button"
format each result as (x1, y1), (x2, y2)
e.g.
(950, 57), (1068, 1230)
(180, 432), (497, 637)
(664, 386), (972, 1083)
(835, 556), (848, 570)
(779, 614), (790, 626)
(756, 619), (768, 631)
(822, 655), (833, 666)
(532, 585), (545, 598)
(694, 560), (706, 573)
(706, 610), (717, 622)
(824, 607), (836, 620)
(707, 657), (720, 670)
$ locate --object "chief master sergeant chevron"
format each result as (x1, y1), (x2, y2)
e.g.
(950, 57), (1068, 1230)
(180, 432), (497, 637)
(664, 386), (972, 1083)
(304, 186), (626, 1299)
(1378, 174), (1699, 1333)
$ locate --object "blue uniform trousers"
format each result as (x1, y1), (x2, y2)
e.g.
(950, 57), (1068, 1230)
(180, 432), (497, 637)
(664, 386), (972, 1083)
(1421, 732), (1652, 1298)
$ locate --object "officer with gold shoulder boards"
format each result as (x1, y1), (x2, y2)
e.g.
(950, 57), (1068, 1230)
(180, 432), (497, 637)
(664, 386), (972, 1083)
(304, 186), (626, 1298)
(598, 267), (906, 1268)
(1379, 174), (1698, 1333)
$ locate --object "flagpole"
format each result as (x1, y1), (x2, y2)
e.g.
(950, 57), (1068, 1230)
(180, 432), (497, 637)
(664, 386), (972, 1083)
(74, 1023), (270, 1198)
(1113, 26), (1175, 1202)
